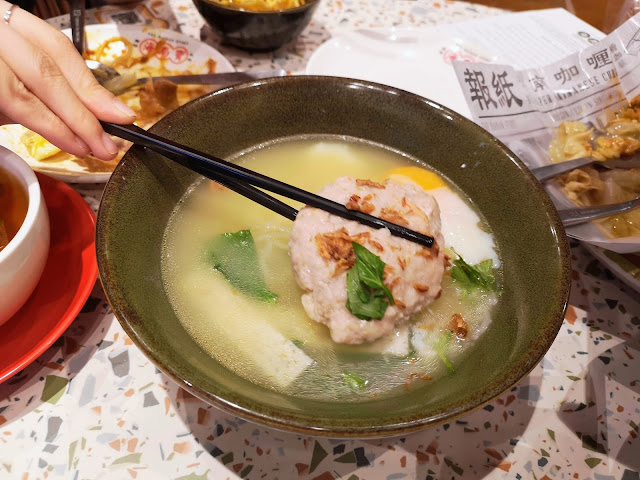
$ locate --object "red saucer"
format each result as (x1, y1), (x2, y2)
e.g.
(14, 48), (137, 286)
(0, 173), (98, 384)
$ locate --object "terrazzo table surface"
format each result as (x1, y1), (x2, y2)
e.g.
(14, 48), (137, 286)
(1, 1), (639, 479)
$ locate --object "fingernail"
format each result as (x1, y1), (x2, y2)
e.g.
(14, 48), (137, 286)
(102, 132), (119, 155)
(113, 98), (136, 118)
(75, 136), (90, 155)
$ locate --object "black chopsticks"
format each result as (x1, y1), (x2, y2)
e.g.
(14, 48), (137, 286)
(101, 122), (435, 248)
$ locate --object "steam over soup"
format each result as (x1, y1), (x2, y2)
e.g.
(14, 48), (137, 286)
(161, 138), (501, 401)
(0, 166), (28, 252)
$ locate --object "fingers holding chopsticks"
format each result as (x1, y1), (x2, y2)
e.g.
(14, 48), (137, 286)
(7, 5), (137, 122)
(0, 55), (92, 156)
(0, 1), (136, 160)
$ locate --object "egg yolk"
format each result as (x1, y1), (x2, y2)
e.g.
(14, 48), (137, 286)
(386, 166), (446, 191)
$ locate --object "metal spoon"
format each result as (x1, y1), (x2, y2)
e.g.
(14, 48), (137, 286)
(530, 154), (640, 182)
(86, 63), (288, 95)
(558, 196), (640, 226)
(85, 60), (119, 83)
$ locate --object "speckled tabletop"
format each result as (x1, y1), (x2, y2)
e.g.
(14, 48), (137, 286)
(1, 1), (639, 479)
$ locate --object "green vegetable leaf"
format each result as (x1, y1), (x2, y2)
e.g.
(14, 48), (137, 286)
(450, 250), (497, 293)
(207, 229), (277, 303)
(345, 242), (395, 320)
(434, 331), (455, 371)
(342, 372), (367, 391)
(346, 267), (389, 320)
(352, 242), (394, 303)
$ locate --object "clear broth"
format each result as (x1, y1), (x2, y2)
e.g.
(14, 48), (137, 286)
(161, 137), (499, 401)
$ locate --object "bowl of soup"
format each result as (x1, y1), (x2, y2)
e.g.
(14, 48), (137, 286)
(193, 0), (320, 51)
(0, 146), (50, 326)
(96, 76), (570, 437)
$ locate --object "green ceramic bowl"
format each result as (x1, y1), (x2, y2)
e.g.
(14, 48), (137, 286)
(96, 76), (570, 438)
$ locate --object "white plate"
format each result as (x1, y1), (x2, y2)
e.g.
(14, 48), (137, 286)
(0, 24), (234, 184)
(306, 27), (497, 119)
(584, 243), (640, 294)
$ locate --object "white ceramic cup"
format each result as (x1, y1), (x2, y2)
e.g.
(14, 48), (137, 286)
(0, 146), (50, 326)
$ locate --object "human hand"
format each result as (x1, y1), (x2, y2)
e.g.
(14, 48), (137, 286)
(0, 1), (136, 160)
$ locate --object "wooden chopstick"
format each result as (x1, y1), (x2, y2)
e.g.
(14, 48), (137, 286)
(33, 0), (65, 19)
(48, 0), (62, 18)
(58, 0), (70, 15)
(34, 0), (53, 19)
(101, 122), (435, 248)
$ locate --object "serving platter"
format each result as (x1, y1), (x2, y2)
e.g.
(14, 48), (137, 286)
(0, 24), (234, 184)
(0, 172), (97, 384)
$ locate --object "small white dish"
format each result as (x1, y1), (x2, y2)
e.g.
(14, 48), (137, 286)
(0, 146), (50, 325)
(306, 27), (497, 119)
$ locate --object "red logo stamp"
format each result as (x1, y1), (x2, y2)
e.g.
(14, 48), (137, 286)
(442, 48), (477, 65)
(138, 38), (190, 64)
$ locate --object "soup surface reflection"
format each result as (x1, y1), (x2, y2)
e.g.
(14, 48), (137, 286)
(161, 137), (500, 401)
